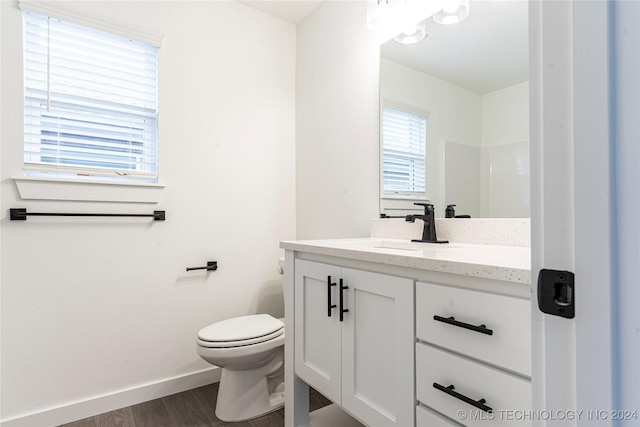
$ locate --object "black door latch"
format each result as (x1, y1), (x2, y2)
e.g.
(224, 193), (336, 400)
(537, 269), (575, 319)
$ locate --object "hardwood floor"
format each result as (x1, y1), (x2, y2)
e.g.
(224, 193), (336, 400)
(58, 383), (332, 427)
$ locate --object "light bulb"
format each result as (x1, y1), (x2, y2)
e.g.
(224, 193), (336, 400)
(394, 20), (427, 45)
(433, 0), (469, 25)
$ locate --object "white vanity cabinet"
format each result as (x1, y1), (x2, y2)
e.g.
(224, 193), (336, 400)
(415, 282), (532, 426)
(282, 237), (531, 427)
(293, 259), (415, 427)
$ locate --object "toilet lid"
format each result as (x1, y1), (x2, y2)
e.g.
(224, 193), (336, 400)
(197, 327), (284, 348)
(198, 314), (284, 344)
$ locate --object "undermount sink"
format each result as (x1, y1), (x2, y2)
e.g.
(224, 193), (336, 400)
(372, 241), (424, 251)
(364, 240), (457, 252)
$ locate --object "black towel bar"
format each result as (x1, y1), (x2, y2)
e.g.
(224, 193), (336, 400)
(10, 208), (165, 221)
(186, 261), (218, 272)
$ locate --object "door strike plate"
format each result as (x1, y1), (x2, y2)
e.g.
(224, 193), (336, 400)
(537, 269), (575, 319)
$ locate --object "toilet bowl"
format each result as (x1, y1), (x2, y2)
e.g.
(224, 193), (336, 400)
(196, 261), (286, 422)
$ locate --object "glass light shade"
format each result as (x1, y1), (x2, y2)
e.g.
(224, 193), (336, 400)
(367, 0), (400, 31)
(394, 21), (427, 44)
(433, 0), (470, 25)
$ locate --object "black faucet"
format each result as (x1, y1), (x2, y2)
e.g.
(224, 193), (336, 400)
(405, 202), (449, 244)
(445, 204), (456, 218)
(445, 204), (471, 219)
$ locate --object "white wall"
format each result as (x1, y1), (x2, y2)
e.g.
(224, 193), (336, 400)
(0, 1), (3, 422)
(482, 81), (530, 147)
(295, 1), (380, 239)
(444, 141), (481, 218)
(0, 1), (295, 424)
(481, 82), (530, 218)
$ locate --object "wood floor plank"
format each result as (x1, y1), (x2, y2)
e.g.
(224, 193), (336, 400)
(247, 410), (284, 427)
(162, 387), (212, 427)
(188, 384), (224, 426)
(96, 407), (135, 427)
(187, 384), (254, 427)
(58, 382), (331, 427)
(130, 398), (173, 427)
(309, 387), (332, 412)
(57, 416), (96, 427)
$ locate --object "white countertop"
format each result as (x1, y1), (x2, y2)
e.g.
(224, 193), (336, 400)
(280, 238), (531, 285)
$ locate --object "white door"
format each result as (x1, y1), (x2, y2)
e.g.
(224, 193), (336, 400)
(341, 268), (414, 427)
(609, 1), (640, 416)
(294, 259), (342, 403)
(531, 0), (639, 423)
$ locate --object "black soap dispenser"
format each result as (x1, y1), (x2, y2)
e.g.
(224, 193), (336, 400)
(445, 204), (456, 218)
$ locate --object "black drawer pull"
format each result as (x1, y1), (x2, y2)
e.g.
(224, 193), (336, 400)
(433, 315), (494, 335)
(433, 383), (493, 413)
(339, 278), (349, 322)
(327, 276), (337, 317)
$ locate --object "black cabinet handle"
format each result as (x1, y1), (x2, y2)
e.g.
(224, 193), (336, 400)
(327, 276), (337, 317)
(339, 278), (349, 322)
(433, 383), (493, 413)
(433, 315), (494, 336)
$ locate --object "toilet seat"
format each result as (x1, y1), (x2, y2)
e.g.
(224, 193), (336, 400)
(198, 314), (284, 348)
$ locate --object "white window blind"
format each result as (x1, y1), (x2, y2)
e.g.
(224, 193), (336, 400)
(23, 11), (159, 182)
(381, 106), (427, 197)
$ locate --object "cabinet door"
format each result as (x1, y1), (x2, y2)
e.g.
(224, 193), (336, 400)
(341, 268), (414, 427)
(294, 259), (342, 403)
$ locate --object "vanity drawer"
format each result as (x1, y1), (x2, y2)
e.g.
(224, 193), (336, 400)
(416, 281), (531, 376)
(417, 404), (463, 426)
(416, 344), (531, 426)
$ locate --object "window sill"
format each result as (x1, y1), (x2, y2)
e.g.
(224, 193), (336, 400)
(13, 175), (165, 203)
(380, 196), (429, 216)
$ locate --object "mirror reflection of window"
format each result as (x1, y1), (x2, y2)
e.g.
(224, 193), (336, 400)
(381, 105), (427, 198)
(379, 104), (431, 218)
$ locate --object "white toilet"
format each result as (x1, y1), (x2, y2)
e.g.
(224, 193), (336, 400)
(196, 261), (286, 422)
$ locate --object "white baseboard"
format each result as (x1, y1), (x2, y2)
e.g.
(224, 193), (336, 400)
(0, 367), (221, 427)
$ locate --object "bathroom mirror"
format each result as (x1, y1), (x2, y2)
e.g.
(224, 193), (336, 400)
(379, 0), (529, 218)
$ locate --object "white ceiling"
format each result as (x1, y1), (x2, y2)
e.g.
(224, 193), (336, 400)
(238, 0), (529, 95)
(237, 0), (323, 24)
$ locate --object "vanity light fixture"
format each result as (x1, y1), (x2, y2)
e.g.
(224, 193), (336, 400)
(366, 0), (406, 38)
(433, 0), (470, 25)
(367, 0), (447, 44)
(393, 20), (427, 45)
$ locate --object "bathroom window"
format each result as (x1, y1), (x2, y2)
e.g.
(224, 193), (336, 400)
(22, 11), (159, 183)
(381, 105), (427, 199)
